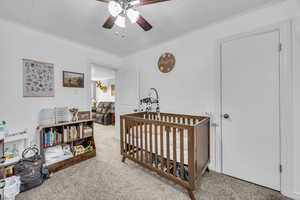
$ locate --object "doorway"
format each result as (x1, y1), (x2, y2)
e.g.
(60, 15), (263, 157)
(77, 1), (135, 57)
(220, 30), (281, 190)
(90, 64), (116, 126)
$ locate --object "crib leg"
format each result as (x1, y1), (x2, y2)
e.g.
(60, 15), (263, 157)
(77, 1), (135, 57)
(122, 155), (126, 163)
(188, 189), (196, 200)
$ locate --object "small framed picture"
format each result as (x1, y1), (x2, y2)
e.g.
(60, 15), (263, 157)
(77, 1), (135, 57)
(63, 71), (84, 88)
(78, 111), (91, 120)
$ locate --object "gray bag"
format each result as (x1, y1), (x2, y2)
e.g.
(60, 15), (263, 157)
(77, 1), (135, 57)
(14, 146), (49, 192)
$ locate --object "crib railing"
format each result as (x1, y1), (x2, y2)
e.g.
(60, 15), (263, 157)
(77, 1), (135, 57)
(120, 112), (210, 192)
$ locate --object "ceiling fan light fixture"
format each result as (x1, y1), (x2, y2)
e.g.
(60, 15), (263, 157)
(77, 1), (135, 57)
(115, 15), (126, 28)
(127, 9), (140, 23)
(108, 1), (122, 17)
(130, 0), (140, 5)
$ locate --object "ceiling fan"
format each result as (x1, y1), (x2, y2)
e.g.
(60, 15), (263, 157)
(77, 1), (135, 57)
(97, 0), (170, 31)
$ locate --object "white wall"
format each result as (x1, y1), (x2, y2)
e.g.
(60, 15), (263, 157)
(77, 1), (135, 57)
(95, 79), (115, 102)
(91, 64), (116, 81)
(119, 0), (300, 198)
(293, 7), (300, 197)
(0, 19), (121, 145)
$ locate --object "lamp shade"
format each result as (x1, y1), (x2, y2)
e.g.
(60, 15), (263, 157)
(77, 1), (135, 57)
(108, 1), (122, 17)
(115, 15), (126, 28)
(127, 9), (140, 23)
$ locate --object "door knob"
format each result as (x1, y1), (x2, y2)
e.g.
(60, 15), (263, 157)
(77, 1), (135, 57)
(223, 114), (230, 119)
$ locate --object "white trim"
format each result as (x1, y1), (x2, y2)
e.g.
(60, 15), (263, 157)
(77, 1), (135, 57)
(291, 19), (299, 200)
(293, 192), (300, 200)
(215, 20), (294, 197)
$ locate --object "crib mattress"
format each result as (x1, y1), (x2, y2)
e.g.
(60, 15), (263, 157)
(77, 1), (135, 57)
(125, 128), (189, 165)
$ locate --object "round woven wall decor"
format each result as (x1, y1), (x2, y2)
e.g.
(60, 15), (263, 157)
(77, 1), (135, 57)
(158, 53), (176, 73)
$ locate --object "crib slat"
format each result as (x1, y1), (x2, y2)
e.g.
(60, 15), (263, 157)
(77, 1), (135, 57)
(128, 120), (132, 157)
(160, 125), (164, 170)
(180, 128), (184, 179)
(155, 124), (158, 167)
(166, 126), (170, 173)
(149, 122), (153, 165)
(132, 121), (135, 159)
(136, 122), (139, 161)
(120, 118), (124, 154)
(188, 127), (195, 186)
(173, 127), (177, 176)
(145, 122), (148, 162)
(140, 122), (144, 162)
(125, 119), (128, 155)
(127, 120), (130, 156)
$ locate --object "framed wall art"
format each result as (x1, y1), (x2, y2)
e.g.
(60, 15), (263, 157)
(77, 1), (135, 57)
(78, 111), (91, 120)
(23, 59), (55, 97)
(63, 71), (84, 88)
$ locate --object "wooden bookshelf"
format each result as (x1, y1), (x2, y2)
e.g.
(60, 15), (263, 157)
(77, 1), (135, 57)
(38, 119), (96, 173)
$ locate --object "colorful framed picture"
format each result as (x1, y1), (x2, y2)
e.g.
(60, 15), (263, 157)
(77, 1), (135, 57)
(63, 71), (84, 88)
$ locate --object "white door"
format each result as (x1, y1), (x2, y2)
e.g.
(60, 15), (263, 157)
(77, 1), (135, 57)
(115, 67), (139, 139)
(221, 30), (281, 190)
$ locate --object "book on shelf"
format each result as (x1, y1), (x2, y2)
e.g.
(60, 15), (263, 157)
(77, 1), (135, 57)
(63, 127), (69, 143)
(79, 123), (83, 139)
(63, 126), (77, 143)
(44, 124), (93, 146)
(83, 126), (93, 137)
(44, 128), (62, 148)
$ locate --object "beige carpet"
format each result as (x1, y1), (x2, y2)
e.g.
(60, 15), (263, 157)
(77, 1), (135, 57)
(16, 124), (287, 200)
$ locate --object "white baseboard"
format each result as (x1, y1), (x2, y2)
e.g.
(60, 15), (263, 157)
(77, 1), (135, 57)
(292, 192), (300, 200)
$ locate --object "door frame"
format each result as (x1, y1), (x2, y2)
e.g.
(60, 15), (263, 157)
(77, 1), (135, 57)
(115, 66), (140, 139)
(86, 60), (118, 111)
(215, 20), (293, 196)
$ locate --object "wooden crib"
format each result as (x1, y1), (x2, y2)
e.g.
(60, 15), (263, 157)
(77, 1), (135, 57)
(120, 112), (210, 200)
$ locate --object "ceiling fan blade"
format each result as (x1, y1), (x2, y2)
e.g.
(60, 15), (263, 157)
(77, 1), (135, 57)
(136, 15), (152, 31)
(97, 0), (110, 3)
(103, 16), (117, 29)
(133, 0), (170, 7)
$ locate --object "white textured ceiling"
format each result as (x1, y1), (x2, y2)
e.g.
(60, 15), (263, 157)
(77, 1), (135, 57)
(0, 0), (284, 56)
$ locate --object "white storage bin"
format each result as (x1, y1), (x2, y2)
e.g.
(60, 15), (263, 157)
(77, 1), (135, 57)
(4, 176), (20, 200)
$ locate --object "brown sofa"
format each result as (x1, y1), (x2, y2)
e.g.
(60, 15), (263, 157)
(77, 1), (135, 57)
(95, 102), (115, 125)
